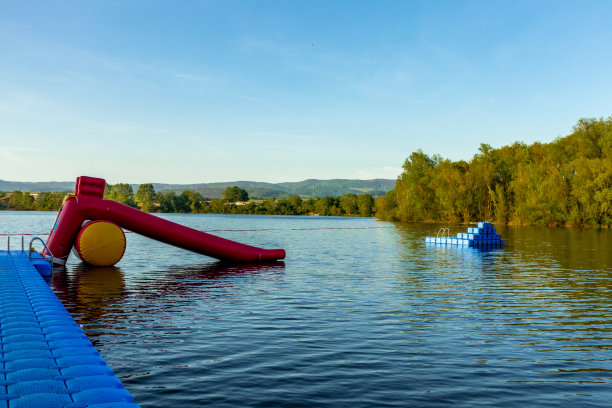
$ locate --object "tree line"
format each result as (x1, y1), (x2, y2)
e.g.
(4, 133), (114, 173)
(108, 184), (375, 216)
(374, 117), (612, 227)
(1, 184), (376, 217)
(0, 191), (67, 211)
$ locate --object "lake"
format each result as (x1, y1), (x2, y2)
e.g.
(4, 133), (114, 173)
(2, 212), (612, 407)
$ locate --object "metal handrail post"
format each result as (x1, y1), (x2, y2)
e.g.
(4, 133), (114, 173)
(28, 237), (55, 268)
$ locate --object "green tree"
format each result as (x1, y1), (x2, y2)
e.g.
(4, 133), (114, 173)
(287, 195), (303, 214)
(210, 199), (226, 213)
(357, 194), (374, 217)
(103, 183), (112, 199)
(172, 192), (191, 213)
(374, 189), (397, 221)
(8, 191), (33, 210)
(182, 190), (204, 213)
(395, 150), (437, 221)
(34, 192), (66, 211)
(276, 198), (294, 215)
(376, 116), (612, 227)
(301, 198), (315, 215)
(339, 193), (358, 215)
(224, 186), (249, 203)
(108, 183), (137, 207)
(314, 196), (336, 216)
(157, 191), (176, 213)
(260, 197), (278, 214)
(135, 183), (156, 212)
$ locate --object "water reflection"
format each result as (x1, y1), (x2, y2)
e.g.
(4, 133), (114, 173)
(387, 222), (612, 402)
(15, 214), (612, 407)
(394, 224), (612, 298)
(126, 261), (286, 303)
(154, 260), (286, 281)
(53, 264), (127, 324)
(54, 261), (285, 329)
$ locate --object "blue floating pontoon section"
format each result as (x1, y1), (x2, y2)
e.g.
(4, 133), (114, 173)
(425, 222), (505, 248)
(0, 250), (140, 408)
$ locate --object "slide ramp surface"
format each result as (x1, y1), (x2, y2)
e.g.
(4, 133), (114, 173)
(44, 177), (285, 265)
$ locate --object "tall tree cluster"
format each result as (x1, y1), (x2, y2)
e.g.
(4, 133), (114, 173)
(375, 117), (612, 226)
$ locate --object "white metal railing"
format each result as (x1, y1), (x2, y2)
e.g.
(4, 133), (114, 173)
(4, 234), (54, 266)
(28, 236), (55, 266)
(3, 233), (49, 251)
(436, 227), (450, 238)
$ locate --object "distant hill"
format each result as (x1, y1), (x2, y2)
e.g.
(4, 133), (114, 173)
(0, 180), (74, 192)
(150, 181), (288, 199)
(0, 178), (396, 199)
(278, 179), (396, 197)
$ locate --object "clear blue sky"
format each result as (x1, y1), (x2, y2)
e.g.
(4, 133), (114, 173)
(1, 1), (611, 184)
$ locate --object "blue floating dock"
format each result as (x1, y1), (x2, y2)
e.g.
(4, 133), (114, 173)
(0, 250), (140, 408)
(425, 222), (505, 248)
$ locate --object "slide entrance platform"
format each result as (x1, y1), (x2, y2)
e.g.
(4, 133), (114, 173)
(0, 250), (139, 408)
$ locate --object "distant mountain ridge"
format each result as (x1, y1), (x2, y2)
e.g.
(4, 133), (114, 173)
(0, 178), (396, 199)
(0, 180), (75, 193)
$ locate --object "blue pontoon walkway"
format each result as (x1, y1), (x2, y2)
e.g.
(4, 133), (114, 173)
(0, 250), (139, 408)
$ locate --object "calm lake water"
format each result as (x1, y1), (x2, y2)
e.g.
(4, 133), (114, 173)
(2, 212), (612, 407)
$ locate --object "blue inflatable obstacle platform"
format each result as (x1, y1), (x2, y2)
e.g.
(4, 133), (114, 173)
(425, 222), (505, 248)
(0, 250), (140, 408)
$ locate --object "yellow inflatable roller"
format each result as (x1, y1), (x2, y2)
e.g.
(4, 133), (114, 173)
(74, 220), (126, 266)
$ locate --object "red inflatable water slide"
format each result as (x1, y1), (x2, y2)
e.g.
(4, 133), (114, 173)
(43, 176), (286, 265)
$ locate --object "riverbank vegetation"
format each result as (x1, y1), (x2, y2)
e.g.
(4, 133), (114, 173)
(0, 191), (67, 211)
(1, 185), (375, 217)
(374, 117), (612, 227)
(3, 116), (609, 225)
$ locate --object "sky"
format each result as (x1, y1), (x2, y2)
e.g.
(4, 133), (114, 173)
(1, 1), (612, 184)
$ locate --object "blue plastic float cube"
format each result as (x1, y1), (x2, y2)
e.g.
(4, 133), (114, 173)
(425, 222), (505, 249)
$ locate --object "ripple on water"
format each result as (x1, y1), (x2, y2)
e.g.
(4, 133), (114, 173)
(3, 213), (612, 407)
